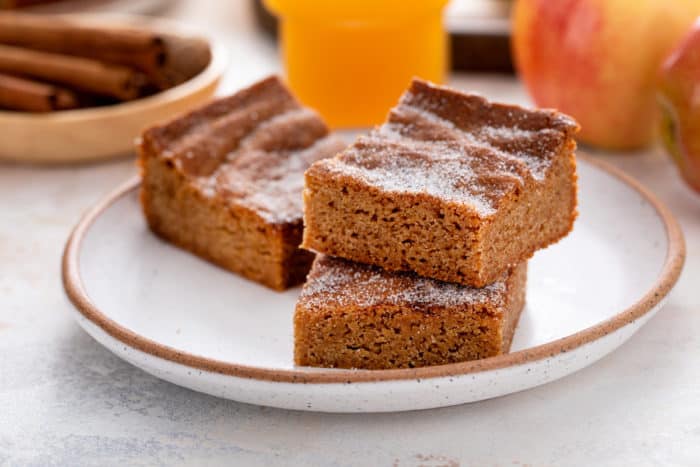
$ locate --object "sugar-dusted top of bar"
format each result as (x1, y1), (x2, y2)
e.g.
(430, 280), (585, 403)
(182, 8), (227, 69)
(299, 255), (511, 313)
(141, 76), (346, 224)
(309, 79), (579, 218)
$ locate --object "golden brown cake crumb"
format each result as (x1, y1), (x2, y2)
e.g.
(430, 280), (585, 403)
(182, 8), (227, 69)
(139, 76), (346, 290)
(294, 255), (527, 369)
(303, 79), (579, 287)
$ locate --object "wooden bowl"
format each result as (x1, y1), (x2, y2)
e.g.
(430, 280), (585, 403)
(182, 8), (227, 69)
(0, 14), (227, 164)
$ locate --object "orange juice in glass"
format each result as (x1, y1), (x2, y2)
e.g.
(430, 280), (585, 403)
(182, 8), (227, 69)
(264, 0), (449, 128)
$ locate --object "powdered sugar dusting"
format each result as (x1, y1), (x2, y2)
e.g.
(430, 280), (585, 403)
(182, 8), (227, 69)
(479, 125), (537, 140)
(151, 78), (346, 225)
(300, 256), (507, 310)
(477, 125), (561, 181)
(240, 138), (346, 223)
(185, 107), (345, 224)
(328, 137), (505, 216)
(318, 83), (576, 217)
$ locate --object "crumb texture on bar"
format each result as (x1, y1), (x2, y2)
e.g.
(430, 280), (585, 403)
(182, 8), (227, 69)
(294, 255), (527, 369)
(303, 79), (578, 287)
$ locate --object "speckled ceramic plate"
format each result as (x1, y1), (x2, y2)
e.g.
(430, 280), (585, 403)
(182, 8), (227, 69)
(62, 156), (685, 413)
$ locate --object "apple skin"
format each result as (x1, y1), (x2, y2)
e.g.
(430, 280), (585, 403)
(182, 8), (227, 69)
(658, 18), (700, 193)
(512, 0), (700, 150)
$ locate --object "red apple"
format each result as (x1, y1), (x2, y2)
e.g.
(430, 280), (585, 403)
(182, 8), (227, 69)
(658, 18), (700, 193)
(512, 0), (700, 150)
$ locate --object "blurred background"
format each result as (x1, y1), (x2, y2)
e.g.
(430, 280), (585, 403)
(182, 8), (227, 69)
(2, 0), (698, 191)
(1, 0), (700, 465)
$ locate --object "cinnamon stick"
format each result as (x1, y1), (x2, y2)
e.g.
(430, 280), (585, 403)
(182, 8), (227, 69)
(0, 12), (165, 66)
(0, 44), (146, 100)
(0, 13), (212, 94)
(0, 1), (64, 8)
(0, 72), (78, 111)
(0, 12), (167, 85)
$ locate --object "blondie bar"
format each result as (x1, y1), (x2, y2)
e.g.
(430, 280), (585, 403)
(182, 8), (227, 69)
(139, 76), (346, 290)
(303, 79), (578, 287)
(294, 255), (527, 369)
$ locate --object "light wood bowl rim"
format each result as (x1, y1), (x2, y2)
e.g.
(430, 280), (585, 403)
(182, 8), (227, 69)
(0, 13), (227, 162)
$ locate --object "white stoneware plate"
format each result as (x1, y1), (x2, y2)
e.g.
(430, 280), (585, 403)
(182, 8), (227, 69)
(62, 156), (685, 413)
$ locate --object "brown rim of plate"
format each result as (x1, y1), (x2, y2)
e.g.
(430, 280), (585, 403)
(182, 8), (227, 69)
(62, 154), (686, 384)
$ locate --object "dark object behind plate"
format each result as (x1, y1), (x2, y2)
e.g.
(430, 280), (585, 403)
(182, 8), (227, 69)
(252, 0), (513, 74)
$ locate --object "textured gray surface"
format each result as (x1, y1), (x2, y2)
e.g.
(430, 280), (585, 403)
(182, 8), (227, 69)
(1, 1), (700, 465)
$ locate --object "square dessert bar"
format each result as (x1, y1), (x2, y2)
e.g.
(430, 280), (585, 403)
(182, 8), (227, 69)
(294, 255), (527, 369)
(303, 79), (579, 287)
(139, 76), (347, 290)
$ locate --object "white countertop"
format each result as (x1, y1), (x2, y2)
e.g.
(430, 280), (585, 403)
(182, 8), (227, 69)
(1, 1), (699, 465)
